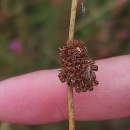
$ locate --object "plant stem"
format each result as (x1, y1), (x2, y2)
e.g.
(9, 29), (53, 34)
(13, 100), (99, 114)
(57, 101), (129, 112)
(68, 87), (75, 130)
(68, 0), (78, 41)
(67, 0), (78, 130)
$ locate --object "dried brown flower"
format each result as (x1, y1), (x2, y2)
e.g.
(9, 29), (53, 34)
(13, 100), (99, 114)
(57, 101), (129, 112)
(58, 40), (99, 93)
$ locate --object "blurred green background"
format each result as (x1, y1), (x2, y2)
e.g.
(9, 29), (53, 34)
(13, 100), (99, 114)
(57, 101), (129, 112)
(0, 0), (130, 129)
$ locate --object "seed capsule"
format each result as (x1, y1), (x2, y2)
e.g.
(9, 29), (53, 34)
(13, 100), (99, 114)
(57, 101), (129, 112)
(58, 40), (99, 93)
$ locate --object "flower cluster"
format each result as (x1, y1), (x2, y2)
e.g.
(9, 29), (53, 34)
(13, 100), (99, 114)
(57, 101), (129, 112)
(58, 40), (99, 93)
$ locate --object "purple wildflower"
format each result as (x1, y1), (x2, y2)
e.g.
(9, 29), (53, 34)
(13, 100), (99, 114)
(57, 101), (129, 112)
(118, 30), (130, 40)
(9, 40), (23, 55)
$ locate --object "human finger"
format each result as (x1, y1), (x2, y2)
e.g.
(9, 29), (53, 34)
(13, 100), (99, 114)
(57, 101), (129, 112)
(0, 55), (130, 124)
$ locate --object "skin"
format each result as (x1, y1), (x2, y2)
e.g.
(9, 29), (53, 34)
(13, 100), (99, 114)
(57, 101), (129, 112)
(0, 55), (130, 125)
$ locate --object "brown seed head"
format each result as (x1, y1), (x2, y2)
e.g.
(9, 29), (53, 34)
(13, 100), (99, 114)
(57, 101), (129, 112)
(58, 40), (99, 93)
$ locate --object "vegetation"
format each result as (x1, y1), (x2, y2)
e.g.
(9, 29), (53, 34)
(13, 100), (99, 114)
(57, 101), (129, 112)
(0, 0), (130, 129)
